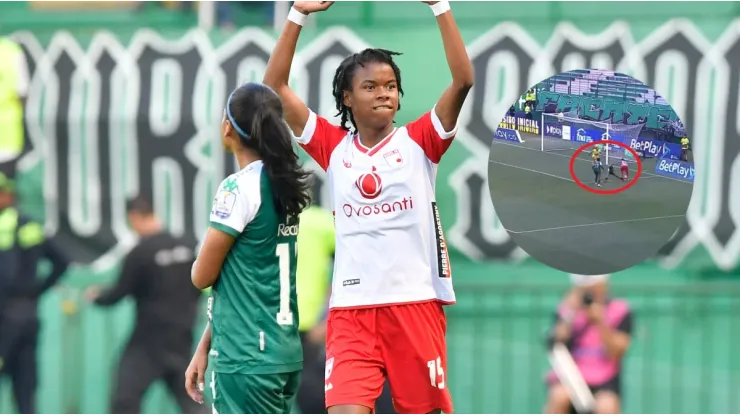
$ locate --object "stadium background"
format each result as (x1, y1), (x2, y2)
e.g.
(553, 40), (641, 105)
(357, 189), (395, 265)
(1, 1), (740, 413)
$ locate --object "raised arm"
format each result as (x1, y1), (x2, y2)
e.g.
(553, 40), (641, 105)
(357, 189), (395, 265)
(426, 1), (474, 131)
(263, 1), (334, 136)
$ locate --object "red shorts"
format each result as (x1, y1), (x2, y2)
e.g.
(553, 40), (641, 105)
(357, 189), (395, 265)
(324, 301), (453, 414)
(621, 166), (629, 173)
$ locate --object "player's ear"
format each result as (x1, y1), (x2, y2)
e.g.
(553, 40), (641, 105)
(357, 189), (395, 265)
(221, 118), (238, 149)
(220, 116), (229, 137)
(343, 90), (352, 108)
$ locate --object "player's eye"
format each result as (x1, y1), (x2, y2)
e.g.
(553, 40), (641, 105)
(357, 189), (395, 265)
(365, 85), (375, 91)
(388, 84), (397, 90)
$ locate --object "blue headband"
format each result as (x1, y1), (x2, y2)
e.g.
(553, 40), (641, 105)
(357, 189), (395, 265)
(226, 90), (250, 139)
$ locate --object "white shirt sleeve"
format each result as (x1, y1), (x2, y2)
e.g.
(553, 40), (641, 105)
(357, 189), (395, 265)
(15, 51), (29, 98)
(209, 176), (259, 237)
(430, 104), (458, 140)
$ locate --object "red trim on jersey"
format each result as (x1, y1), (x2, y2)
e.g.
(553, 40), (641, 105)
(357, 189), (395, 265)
(300, 115), (349, 171)
(353, 128), (399, 156)
(329, 298), (455, 312)
(406, 111), (455, 164)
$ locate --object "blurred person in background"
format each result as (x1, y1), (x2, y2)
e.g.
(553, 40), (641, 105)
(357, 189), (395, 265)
(294, 178), (335, 414)
(525, 88), (536, 110)
(680, 135), (690, 162)
(0, 172), (69, 414)
(544, 274), (633, 414)
(0, 37), (29, 180)
(84, 196), (204, 414)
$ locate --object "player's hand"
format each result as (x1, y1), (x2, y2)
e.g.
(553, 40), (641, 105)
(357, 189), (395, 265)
(185, 348), (209, 404)
(292, 1), (334, 14)
(84, 286), (101, 302)
(307, 321), (327, 345)
(421, 1), (440, 4)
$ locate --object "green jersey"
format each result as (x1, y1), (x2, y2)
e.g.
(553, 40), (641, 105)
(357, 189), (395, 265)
(207, 160), (302, 375)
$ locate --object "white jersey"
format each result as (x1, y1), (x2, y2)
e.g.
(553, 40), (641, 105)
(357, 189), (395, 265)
(209, 160), (265, 236)
(296, 107), (457, 309)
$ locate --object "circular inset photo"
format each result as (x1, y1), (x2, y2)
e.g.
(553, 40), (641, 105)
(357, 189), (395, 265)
(489, 69), (695, 275)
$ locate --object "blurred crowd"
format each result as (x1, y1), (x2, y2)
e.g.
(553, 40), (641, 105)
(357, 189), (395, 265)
(135, 1), (278, 30)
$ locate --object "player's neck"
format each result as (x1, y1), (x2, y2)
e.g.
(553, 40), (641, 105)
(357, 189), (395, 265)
(356, 123), (395, 149)
(234, 149), (261, 170)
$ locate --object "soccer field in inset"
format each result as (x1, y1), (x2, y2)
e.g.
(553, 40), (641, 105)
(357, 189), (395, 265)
(487, 133), (693, 274)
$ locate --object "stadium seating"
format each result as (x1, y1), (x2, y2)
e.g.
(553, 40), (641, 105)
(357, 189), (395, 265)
(543, 69), (668, 105)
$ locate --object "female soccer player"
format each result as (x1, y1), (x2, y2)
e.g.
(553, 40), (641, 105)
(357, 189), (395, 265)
(263, 1), (473, 414)
(185, 82), (312, 414)
(620, 158), (629, 181)
(593, 157), (603, 187)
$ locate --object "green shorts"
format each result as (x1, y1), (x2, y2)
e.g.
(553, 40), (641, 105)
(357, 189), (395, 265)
(207, 370), (302, 414)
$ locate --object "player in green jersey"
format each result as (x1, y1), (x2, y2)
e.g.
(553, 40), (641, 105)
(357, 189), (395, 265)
(185, 82), (312, 414)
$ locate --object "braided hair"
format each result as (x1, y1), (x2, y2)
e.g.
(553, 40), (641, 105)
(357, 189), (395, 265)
(331, 48), (404, 132)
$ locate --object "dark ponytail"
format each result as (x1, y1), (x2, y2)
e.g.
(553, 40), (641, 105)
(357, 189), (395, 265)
(226, 83), (311, 224)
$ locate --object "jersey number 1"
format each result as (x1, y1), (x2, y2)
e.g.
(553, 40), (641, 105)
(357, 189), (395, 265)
(276, 243), (294, 326)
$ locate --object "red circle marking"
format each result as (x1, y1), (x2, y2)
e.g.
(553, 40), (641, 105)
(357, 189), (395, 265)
(568, 140), (643, 195)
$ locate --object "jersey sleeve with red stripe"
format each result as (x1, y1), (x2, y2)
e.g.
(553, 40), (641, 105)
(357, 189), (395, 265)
(295, 111), (348, 171)
(405, 105), (459, 164)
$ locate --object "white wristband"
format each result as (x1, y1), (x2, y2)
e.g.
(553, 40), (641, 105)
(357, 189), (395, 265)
(287, 7), (307, 26)
(430, 1), (451, 17)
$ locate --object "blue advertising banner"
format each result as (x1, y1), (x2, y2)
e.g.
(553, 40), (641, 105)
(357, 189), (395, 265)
(655, 158), (695, 181)
(542, 121), (684, 160)
(543, 122), (563, 139)
(656, 141), (684, 160)
(494, 127), (523, 143)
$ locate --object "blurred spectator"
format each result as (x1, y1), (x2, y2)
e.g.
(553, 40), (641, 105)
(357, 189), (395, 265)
(215, 2), (276, 30)
(136, 1), (278, 30)
(0, 37), (29, 180)
(544, 275), (633, 414)
(525, 88), (536, 110)
(0, 172), (69, 413)
(294, 198), (335, 414)
(680, 136), (690, 162)
(84, 196), (205, 414)
(524, 102), (533, 120)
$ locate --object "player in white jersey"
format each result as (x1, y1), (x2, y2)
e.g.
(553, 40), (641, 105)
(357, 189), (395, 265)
(620, 158), (629, 181)
(263, 1), (473, 414)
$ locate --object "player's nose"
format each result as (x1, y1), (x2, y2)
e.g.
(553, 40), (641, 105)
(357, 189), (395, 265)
(376, 86), (393, 100)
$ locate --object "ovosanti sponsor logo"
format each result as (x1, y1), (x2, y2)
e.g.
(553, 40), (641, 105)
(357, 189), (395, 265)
(355, 166), (382, 200)
(342, 197), (414, 218)
(345, 167), (414, 217)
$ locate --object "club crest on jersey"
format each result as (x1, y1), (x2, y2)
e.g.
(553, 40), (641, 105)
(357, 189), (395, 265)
(355, 167), (382, 200)
(383, 149), (404, 168)
(213, 190), (237, 219)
